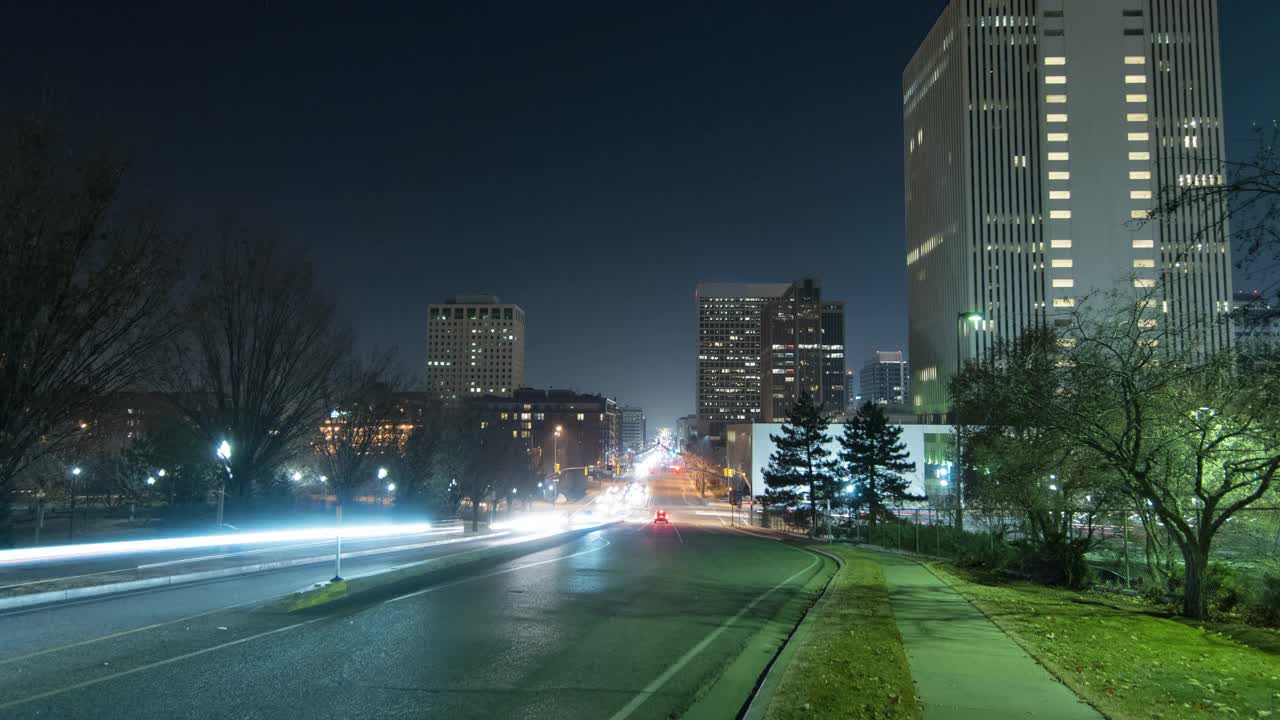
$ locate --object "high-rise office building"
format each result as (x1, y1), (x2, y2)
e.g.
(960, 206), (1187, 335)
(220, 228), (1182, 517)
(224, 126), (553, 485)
(820, 302), (847, 415)
(425, 295), (525, 399)
(620, 406), (646, 453)
(860, 351), (910, 407)
(696, 282), (790, 432)
(904, 0), (1232, 421)
(762, 279), (824, 422)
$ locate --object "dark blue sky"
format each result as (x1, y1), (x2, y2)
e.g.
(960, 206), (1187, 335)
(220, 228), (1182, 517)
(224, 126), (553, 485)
(4, 1), (1277, 430)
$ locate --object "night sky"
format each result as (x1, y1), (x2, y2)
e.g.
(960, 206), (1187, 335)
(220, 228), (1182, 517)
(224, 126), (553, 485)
(4, 1), (1277, 430)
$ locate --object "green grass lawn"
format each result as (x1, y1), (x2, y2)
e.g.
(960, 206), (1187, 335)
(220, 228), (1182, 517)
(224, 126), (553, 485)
(766, 546), (920, 720)
(928, 563), (1280, 720)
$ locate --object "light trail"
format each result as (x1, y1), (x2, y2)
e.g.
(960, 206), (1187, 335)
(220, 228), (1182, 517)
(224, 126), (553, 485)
(0, 522), (445, 567)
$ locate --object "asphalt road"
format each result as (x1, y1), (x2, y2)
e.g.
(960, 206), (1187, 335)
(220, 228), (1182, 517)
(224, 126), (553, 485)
(0, 473), (831, 719)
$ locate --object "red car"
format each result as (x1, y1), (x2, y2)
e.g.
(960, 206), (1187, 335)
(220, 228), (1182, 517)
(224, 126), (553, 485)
(653, 510), (670, 524)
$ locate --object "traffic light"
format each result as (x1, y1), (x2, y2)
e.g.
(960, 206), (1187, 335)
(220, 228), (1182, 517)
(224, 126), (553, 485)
(554, 463), (561, 474)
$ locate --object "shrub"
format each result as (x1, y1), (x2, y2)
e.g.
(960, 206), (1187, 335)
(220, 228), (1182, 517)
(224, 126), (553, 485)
(1245, 573), (1280, 627)
(1203, 563), (1251, 615)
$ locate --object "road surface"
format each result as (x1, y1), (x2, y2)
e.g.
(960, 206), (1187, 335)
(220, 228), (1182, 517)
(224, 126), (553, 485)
(0, 471), (830, 719)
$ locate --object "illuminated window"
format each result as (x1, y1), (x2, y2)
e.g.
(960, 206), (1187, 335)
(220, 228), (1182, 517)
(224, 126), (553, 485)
(1130, 190), (1152, 199)
(1047, 133), (1069, 144)
(1053, 298), (1075, 307)
(1051, 259), (1073, 268)
(1129, 151), (1150, 160)
(1126, 93), (1148, 103)
(1129, 170), (1151, 180)
(1138, 318), (1158, 329)
(1045, 75), (1067, 84)
(1127, 132), (1149, 141)
(576, 413), (585, 421)
(1126, 113), (1149, 122)
(1124, 56), (1146, 65)
(1046, 113), (1068, 122)
(1045, 94), (1067, 103)
(1184, 135), (1199, 148)
(1134, 278), (1156, 288)
(1048, 171), (1070, 180)
(1133, 259), (1155, 268)
(1124, 75), (1147, 84)
(1048, 151), (1070, 161)
(1049, 209), (1072, 219)
(1130, 209), (1148, 219)
(1050, 239), (1072, 248)
(1052, 278), (1075, 288)
(1044, 56), (1067, 65)
(1133, 239), (1154, 249)
(1049, 190), (1071, 199)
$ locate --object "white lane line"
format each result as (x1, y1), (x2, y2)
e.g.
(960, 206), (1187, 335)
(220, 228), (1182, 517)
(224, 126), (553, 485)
(671, 524), (685, 544)
(0, 599), (258, 667)
(0, 617), (325, 711)
(606, 554), (821, 720)
(385, 539), (611, 604)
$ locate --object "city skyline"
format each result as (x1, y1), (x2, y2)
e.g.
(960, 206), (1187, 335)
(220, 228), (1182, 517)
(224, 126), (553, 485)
(4, 1), (1276, 430)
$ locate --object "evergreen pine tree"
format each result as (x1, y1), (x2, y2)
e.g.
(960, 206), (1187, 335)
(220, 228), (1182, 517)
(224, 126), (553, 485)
(761, 391), (836, 537)
(838, 402), (918, 530)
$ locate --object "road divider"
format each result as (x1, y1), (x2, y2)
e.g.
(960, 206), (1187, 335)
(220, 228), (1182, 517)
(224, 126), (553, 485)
(273, 522), (618, 614)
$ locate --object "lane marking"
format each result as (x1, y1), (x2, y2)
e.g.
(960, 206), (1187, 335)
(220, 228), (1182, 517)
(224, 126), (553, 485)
(0, 617), (324, 711)
(606, 554), (821, 720)
(386, 539), (611, 604)
(0, 599), (258, 667)
(671, 523), (685, 544)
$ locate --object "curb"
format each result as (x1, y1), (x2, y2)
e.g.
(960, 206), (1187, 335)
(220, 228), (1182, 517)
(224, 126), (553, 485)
(0, 531), (495, 612)
(740, 545), (844, 720)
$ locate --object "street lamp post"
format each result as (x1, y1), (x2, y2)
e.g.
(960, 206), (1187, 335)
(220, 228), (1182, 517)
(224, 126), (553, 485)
(68, 466), (82, 540)
(952, 312), (981, 533)
(552, 426), (562, 508)
(215, 441), (232, 529)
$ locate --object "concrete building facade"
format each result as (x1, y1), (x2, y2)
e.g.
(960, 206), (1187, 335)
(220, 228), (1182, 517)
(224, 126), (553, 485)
(904, 0), (1233, 420)
(860, 351), (911, 407)
(425, 295), (525, 400)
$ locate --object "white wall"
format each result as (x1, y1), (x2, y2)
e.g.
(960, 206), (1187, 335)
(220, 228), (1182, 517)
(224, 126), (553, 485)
(729, 422), (952, 497)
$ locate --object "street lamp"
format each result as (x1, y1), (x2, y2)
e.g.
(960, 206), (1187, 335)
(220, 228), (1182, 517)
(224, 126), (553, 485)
(146, 476), (156, 486)
(386, 482), (396, 493)
(215, 440), (232, 528)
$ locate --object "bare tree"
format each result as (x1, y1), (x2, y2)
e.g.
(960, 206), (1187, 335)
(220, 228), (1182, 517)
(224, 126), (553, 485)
(953, 293), (1280, 617)
(0, 121), (178, 545)
(167, 238), (348, 509)
(314, 351), (402, 515)
(1145, 124), (1280, 292)
(435, 413), (533, 532)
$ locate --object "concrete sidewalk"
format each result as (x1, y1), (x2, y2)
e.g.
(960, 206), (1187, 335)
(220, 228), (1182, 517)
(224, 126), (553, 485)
(876, 552), (1101, 719)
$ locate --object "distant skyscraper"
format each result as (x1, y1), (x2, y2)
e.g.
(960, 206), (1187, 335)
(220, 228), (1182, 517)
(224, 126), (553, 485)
(1232, 290), (1280, 351)
(860, 351), (910, 407)
(904, 0), (1232, 421)
(695, 282), (790, 432)
(620, 406), (646, 453)
(820, 301), (847, 415)
(762, 279), (823, 421)
(425, 295), (525, 399)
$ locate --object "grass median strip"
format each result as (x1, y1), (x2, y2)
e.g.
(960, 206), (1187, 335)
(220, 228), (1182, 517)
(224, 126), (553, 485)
(926, 563), (1280, 720)
(765, 546), (920, 720)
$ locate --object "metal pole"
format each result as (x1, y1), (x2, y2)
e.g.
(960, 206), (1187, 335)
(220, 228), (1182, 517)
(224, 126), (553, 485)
(333, 503), (344, 581)
(1123, 512), (1131, 589)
